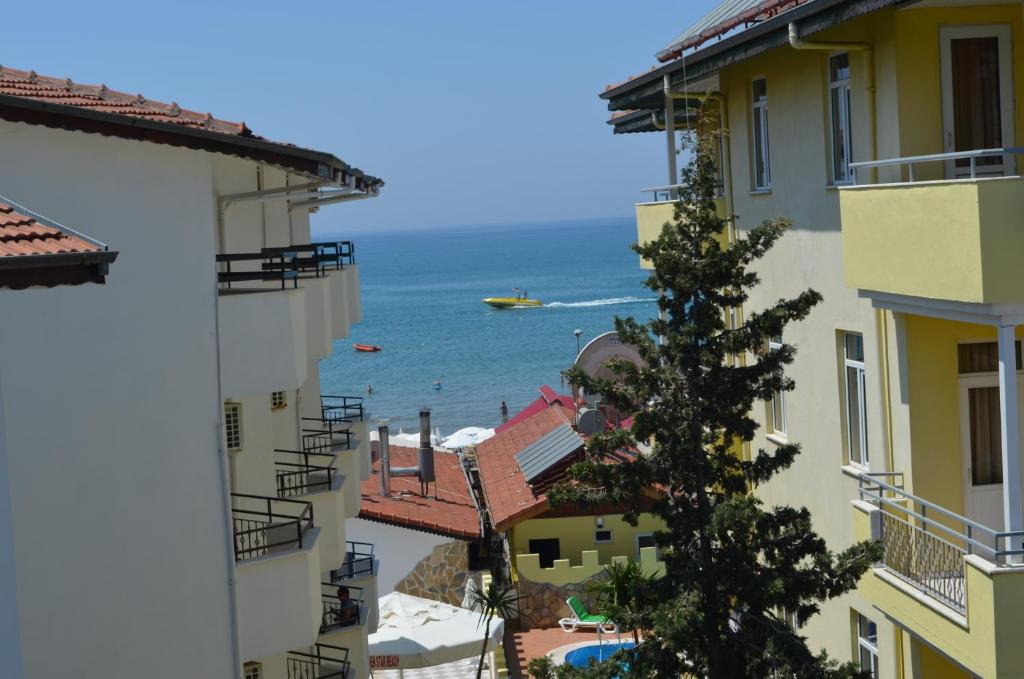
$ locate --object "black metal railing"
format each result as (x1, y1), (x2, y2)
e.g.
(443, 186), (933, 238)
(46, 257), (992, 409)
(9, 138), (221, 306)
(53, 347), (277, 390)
(230, 493), (314, 560)
(274, 449), (338, 497)
(331, 541), (376, 581)
(216, 252), (300, 290)
(286, 643), (351, 679)
(300, 421), (355, 454)
(320, 394), (364, 424)
(321, 583), (364, 633)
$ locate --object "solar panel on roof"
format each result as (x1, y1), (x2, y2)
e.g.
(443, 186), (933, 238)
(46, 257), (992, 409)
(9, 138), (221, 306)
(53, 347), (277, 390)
(515, 424), (584, 483)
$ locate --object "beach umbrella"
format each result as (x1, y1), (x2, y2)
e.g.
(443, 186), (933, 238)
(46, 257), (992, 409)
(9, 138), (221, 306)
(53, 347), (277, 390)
(368, 591), (504, 676)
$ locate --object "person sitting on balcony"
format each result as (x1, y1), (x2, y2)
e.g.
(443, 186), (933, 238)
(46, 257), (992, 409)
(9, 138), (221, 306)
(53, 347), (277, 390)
(334, 585), (358, 627)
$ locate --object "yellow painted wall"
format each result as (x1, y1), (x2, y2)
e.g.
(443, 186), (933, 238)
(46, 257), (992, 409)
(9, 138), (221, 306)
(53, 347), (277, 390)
(510, 513), (664, 566)
(515, 546), (665, 587)
(894, 5), (1024, 181)
(635, 198), (727, 270)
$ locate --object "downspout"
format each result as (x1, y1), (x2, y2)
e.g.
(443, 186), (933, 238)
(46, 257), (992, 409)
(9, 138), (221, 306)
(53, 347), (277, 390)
(212, 251), (243, 677)
(787, 22), (876, 184)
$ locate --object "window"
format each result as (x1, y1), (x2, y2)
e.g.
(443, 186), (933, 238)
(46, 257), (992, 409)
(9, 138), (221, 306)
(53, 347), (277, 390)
(752, 78), (771, 190)
(271, 390), (287, 410)
(843, 332), (868, 468)
(224, 402), (243, 452)
(768, 335), (787, 437)
(528, 538), (561, 569)
(243, 662), (262, 679)
(829, 53), (853, 183)
(594, 530), (613, 544)
(957, 341), (1022, 374)
(856, 613), (879, 678)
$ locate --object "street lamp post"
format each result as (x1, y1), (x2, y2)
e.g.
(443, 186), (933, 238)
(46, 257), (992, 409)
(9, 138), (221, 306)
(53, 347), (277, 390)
(574, 328), (582, 356)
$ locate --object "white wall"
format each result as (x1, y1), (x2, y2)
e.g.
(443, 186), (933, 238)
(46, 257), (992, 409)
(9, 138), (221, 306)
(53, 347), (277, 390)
(0, 374), (24, 678)
(0, 121), (237, 678)
(346, 518), (450, 595)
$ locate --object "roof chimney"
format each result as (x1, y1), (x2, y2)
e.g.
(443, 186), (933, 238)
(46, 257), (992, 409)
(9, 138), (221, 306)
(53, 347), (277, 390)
(378, 421), (391, 497)
(418, 408), (436, 496)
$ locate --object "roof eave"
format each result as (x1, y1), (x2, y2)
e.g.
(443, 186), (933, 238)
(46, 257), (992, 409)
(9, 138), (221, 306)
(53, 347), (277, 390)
(600, 0), (898, 112)
(0, 94), (384, 189)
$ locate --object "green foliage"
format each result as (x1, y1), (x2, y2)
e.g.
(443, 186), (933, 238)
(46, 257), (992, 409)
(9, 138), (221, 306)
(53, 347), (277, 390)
(465, 579), (521, 679)
(549, 129), (881, 678)
(587, 560), (656, 644)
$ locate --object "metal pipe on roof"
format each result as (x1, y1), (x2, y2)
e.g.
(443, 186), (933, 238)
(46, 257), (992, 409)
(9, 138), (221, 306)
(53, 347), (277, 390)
(378, 422), (391, 497)
(787, 22), (876, 182)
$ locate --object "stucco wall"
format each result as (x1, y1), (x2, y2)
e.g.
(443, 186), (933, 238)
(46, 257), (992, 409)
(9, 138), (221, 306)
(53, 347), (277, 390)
(0, 120), (237, 677)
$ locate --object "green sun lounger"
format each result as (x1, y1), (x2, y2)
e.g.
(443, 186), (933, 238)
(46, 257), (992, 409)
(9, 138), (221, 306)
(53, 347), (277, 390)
(559, 596), (619, 633)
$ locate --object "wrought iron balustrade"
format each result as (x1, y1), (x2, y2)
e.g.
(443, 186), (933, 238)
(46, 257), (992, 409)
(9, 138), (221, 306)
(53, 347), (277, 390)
(286, 643), (351, 679)
(216, 251), (300, 290)
(300, 422), (355, 454)
(320, 582), (364, 633)
(331, 541), (376, 581)
(274, 449), (337, 497)
(320, 394), (364, 424)
(230, 492), (314, 560)
(850, 147), (1024, 185)
(858, 474), (1024, 613)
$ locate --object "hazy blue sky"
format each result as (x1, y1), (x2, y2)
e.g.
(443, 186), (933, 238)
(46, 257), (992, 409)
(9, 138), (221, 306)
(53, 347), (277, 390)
(5, 1), (716, 232)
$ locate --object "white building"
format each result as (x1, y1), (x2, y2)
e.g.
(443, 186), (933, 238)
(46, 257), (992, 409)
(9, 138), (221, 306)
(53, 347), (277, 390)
(0, 66), (380, 679)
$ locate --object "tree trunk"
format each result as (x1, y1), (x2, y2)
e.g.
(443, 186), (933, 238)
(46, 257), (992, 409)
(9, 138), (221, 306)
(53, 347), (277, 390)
(476, 614), (492, 679)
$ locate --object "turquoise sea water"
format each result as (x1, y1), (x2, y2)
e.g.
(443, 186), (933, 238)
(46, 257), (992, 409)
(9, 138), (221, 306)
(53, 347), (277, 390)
(316, 218), (656, 433)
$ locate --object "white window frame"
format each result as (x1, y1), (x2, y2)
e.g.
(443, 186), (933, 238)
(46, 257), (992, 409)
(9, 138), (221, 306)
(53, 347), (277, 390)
(752, 78), (771, 190)
(769, 336), (787, 437)
(224, 402), (243, 453)
(243, 662), (262, 679)
(271, 390), (287, 411)
(856, 613), (879, 678)
(843, 332), (869, 469)
(829, 52), (854, 184)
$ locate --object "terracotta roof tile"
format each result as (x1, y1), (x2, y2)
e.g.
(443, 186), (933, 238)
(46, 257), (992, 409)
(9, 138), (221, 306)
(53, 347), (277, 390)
(0, 202), (102, 258)
(475, 406), (577, 532)
(359, 446), (481, 540)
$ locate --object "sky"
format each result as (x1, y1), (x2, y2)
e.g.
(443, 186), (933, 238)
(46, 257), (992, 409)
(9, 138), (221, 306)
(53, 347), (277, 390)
(4, 1), (717, 232)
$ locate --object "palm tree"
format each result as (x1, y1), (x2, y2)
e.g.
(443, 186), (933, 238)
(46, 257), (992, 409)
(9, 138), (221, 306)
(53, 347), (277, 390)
(465, 578), (520, 679)
(588, 560), (654, 645)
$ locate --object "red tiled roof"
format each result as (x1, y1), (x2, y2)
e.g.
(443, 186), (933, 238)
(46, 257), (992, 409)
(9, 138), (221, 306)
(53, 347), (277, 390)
(476, 406), (577, 532)
(0, 202), (102, 257)
(360, 446), (482, 540)
(0, 66), (382, 188)
(495, 385), (574, 435)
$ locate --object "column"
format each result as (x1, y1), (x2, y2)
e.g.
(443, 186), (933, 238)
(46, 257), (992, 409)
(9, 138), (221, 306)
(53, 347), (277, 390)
(997, 323), (1023, 559)
(663, 74), (677, 193)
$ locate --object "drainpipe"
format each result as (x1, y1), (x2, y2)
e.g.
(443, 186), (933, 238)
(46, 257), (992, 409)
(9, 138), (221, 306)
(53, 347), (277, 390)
(788, 22), (877, 184)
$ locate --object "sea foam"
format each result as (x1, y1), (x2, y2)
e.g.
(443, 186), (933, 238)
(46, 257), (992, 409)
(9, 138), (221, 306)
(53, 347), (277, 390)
(545, 296), (657, 308)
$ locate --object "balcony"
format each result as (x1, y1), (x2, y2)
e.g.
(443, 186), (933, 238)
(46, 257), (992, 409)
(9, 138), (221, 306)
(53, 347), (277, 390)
(232, 493), (322, 659)
(274, 449), (339, 498)
(331, 541), (379, 632)
(320, 582), (365, 635)
(852, 474), (1024, 677)
(840, 149), (1024, 305)
(217, 252), (307, 396)
(635, 186), (728, 270)
(287, 644), (352, 679)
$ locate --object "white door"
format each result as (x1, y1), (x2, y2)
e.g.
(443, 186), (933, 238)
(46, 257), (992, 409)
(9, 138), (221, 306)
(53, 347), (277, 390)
(959, 375), (1008, 534)
(940, 25), (1015, 178)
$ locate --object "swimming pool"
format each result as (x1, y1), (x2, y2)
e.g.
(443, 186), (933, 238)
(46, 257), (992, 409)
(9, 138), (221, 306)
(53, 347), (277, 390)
(564, 641), (636, 668)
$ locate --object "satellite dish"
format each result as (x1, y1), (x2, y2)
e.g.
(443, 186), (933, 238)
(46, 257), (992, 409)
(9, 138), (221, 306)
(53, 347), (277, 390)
(577, 408), (605, 436)
(571, 332), (646, 425)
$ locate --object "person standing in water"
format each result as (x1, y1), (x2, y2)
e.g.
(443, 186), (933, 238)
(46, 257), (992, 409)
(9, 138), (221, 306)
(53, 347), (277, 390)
(500, 401), (509, 423)
(367, 384), (373, 395)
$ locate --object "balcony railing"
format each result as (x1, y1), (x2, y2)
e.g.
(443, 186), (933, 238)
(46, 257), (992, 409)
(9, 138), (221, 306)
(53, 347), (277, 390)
(287, 643), (351, 679)
(262, 240), (356, 275)
(320, 394), (364, 424)
(274, 449), (338, 497)
(320, 582), (364, 633)
(331, 541), (375, 581)
(850, 147), (1024, 185)
(230, 493), (315, 560)
(300, 421), (355, 454)
(858, 474), (1024, 612)
(216, 252), (299, 290)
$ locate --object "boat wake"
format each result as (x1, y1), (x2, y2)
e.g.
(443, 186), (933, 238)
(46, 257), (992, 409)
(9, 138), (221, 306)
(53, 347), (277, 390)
(545, 296), (657, 309)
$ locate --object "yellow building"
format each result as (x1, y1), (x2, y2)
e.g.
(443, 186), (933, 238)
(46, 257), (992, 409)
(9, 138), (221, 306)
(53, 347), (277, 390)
(604, 1), (1024, 677)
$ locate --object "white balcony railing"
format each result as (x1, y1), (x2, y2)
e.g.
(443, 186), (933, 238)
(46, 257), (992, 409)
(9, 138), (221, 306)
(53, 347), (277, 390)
(858, 473), (1024, 612)
(850, 147), (1024, 185)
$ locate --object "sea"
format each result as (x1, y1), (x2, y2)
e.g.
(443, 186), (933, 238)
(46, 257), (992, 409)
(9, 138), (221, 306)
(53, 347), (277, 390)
(315, 217), (657, 435)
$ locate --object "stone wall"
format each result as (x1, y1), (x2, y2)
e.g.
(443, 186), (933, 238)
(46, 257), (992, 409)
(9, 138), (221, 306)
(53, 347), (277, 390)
(393, 540), (471, 607)
(516, 573), (602, 629)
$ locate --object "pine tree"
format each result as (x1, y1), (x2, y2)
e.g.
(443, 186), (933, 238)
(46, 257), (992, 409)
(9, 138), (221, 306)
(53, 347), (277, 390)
(549, 128), (880, 678)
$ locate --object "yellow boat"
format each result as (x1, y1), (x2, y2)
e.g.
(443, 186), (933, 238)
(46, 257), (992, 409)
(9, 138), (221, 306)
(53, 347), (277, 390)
(483, 290), (542, 308)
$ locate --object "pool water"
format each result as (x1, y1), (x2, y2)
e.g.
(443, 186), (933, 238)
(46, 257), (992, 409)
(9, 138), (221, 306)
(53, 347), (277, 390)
(564, 641), (636, 668)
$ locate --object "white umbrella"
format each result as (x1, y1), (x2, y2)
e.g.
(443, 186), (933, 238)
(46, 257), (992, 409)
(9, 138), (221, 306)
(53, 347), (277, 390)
(368, 591), (504, 674)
